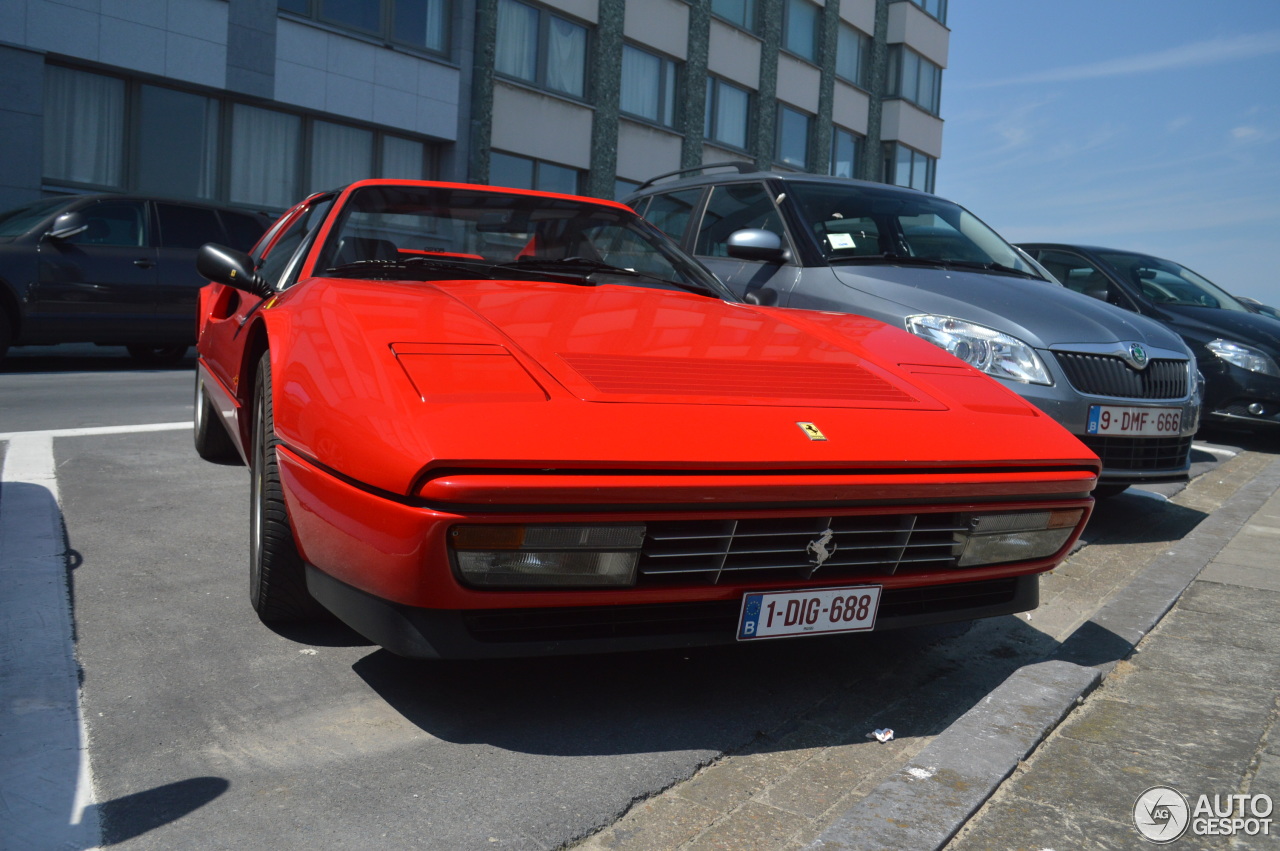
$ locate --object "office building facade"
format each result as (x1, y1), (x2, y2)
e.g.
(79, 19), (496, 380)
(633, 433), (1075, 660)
(0, 0), (947, 212)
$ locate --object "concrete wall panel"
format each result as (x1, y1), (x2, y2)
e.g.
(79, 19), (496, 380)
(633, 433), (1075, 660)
(776, 54), (820, 114)
(615, 119), (682, 181)
(832, 81), (870, 134)
(491, 82), (592, 167)
(887, 1), (948, 67)
(707, 19), (760, 89)
(880, 98), (943, 157)
(623, 0), (689, 59)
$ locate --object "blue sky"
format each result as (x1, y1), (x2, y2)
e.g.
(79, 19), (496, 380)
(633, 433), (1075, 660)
(936, 1), (1280, 305)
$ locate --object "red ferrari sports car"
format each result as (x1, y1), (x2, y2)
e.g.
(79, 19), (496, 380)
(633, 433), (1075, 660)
(193, 179), (1099, 658)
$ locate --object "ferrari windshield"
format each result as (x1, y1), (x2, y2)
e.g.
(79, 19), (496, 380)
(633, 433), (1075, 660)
(1096, 251), (1249, 312)
(787, 182), (1040, 278)
(314, 183), (730, 298)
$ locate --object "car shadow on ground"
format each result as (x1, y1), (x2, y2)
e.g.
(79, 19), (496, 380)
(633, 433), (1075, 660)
(0, 345), (195, 374)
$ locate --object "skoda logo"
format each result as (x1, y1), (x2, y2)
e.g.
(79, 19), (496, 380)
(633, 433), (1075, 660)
(1127, 343), (1149, 370)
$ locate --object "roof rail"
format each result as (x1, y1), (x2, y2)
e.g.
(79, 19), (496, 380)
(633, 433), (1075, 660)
(635, 161), (756, 191)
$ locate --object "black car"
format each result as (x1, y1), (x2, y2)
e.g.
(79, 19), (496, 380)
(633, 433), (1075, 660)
(1020, 243), (1280, 430)
(0, 194), (270, 364)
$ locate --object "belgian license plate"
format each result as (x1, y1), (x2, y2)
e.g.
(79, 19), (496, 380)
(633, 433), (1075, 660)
(1086, 405), (1181, 437)
(738, 585), (882, 640)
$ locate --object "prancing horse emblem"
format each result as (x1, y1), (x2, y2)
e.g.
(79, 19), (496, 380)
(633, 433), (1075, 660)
(807, 528), (837, 568)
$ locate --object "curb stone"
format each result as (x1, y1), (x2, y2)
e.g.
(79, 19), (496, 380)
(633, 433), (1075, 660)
(804, 457), (1280, 851)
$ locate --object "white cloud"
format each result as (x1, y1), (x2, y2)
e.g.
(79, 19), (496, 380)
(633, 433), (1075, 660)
(965, 30), (1280, 88)
(1231, 125), (1264, 142)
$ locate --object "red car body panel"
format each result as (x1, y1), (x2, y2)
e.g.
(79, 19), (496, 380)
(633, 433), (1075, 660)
(195, 179), (1101, 658)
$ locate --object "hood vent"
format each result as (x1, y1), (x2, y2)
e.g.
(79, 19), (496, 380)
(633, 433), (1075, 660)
(559, 352), (918, 403)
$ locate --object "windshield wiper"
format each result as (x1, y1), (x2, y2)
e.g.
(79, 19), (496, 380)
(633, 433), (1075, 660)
(494, 257), (721, 297)
(324, 257), (494, 280)
(828, 253), (952, 267)
(943, 259), (1041, 280)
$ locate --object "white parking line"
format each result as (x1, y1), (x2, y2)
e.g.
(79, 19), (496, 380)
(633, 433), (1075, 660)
(0, 421), (189, 442)
(0, 425), (185, 847)
(1192, 442), (1239, 459)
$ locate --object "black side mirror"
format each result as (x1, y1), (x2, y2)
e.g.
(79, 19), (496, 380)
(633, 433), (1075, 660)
(197, 243), (269, 297)
(726, 229), (791, 264)
(47, 211), (87, 241)
(744, 287), (778, 306)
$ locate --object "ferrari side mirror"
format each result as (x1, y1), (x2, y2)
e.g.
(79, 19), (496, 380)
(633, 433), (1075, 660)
(197, 243), (270, 298)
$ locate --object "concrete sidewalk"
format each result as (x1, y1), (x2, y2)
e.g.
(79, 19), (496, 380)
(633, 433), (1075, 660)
(576, 453), (1280, 851)
(944, 476), (1280, 849)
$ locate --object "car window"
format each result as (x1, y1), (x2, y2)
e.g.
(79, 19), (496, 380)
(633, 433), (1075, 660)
(220, 211), (268, 252)
(1096, 250), (1248, 312)
(640, 189), (703, 244)
(156, 202), (223, 250)
(694, 183), (786, 258)
(67, 201), (147, 247)
(1033, 249), (1131, 308)
(787, 182), (1038, 275)
(0, 196), (70, 239)
(256, 198), (335, 290)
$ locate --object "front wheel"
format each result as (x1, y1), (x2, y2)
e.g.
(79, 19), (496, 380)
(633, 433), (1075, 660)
(249, 352), (324, 622)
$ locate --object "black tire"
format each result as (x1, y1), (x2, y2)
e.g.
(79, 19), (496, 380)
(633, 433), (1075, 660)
(0, 305), (11, 361)
(127, 344), (189, 365)
(193, 373), (241, 463)
(249, 352), (324, 622)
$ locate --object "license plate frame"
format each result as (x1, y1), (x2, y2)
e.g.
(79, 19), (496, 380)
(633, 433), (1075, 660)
(737, 585), (882, 641)
(1086, 405), (1182, 437)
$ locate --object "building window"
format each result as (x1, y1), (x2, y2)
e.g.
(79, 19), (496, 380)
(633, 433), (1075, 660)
(776, 105), (810, 170)
(613, 178), (641, 201)
(280, 0), (450, 55)
(137, 85), (219, 199)
(43, 63), (435, 210)
(888, 45), (942, 115)
(230, 105), (303, 209)
(884, 143), (935, 193)
(490, 151), (581, 195)
(705, 77), (751, 150)
(43, 66), (125, 189)
(620, 45), (678, 127)
(710, 0), (756, 32)
(309, 120), (375, 194)
(909, 0), (947, 25)
(835, 23), (870, 87)
(495, 0), (588, 99)
(782, 0), (819, 62)
(830, 127), (862, 179)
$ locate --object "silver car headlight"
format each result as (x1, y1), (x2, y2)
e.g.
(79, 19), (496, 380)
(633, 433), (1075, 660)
(906, 315), (1052, 385)
(1205, 339), (1280, 377)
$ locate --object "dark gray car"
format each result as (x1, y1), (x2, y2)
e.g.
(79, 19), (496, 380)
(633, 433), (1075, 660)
(0, 194), (270, 364)
(626, 167), (1201, 497)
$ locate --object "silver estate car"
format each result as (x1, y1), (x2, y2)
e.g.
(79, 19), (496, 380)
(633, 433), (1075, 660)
(625, 167), (1200, 497)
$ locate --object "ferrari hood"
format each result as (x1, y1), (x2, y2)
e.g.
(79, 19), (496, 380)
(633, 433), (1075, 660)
(275, 278), (1099, 495)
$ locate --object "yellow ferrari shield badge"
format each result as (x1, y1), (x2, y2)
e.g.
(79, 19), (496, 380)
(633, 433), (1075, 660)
(797, 422), (827, 441)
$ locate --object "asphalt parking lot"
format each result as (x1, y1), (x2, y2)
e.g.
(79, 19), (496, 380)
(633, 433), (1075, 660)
(1, 345), (1276, 850)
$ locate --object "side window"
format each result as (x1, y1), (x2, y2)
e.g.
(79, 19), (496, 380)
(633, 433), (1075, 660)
(220, 211), (269, 253)
(694, 183), (786, 258)
(156, 203), (222, 250)
(67, 201), (147, 247)
(1035, 249), (1131, 309)
(255, 197), (335, 290)
(639, 189), (703, 244)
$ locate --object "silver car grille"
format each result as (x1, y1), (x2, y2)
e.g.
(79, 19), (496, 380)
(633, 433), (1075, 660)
(1053, 353), (1188, 399)
(639, 514), (966, 585)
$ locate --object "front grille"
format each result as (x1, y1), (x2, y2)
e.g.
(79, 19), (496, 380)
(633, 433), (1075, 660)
(461, 578), (1022, 643)
(1079, 434), (1192, 471)
(1053, 353), (1188, 399)
(638, 514), (966, 586)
